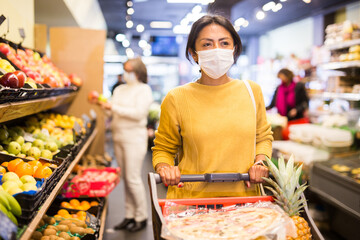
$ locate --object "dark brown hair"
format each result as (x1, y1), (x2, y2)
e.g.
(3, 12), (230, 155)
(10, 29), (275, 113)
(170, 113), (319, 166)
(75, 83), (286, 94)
(277, 68), (294, 82)
(124, 57), (148, 83)
(185, 15), (242, 63)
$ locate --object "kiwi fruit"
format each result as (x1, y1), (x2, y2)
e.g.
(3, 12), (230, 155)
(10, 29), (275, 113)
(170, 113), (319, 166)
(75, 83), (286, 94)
(59, 220), (72, 225)
(69, 237), (80, 240)
(39, 219), (46, 227)
(49, 236), (58, 240)
(69, 226), (85, 236)
(84, 228), (95, 234)
(40, 237), (50, 240)
(58, 232), (70, 240)
(46, 225), (58, 231)
(57, 225), (70, 232)
(73, 221), (87, 228)
(43, 229), (57, 236)
(32, 231), (43, 240)
(57, 238), (65, 240)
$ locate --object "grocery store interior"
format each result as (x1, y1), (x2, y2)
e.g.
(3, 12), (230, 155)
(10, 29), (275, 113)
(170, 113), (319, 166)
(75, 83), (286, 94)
(1, 0), (360, 239)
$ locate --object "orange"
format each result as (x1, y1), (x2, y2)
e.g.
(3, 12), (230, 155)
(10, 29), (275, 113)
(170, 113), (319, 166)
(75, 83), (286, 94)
(7, 159), (23, 172)
(90, 201), (99, 206)
(28, 160), (42, 169)
(80, 201), (90, 210)
(0, 166), (6, 175)
(69, 199), (80, 207)
(60, 202), (72, 208)
(76, 211), (86, 217)
(14, 162), (34, 178)
(1, 162), (8, 167)
(33, 166), (52, 179)
(57, 209), (69, 217)
(77, 215), (86, 221)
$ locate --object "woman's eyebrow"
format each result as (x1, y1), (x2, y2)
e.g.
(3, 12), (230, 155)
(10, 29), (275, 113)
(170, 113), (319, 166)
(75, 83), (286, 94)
(199, 37), (231, 41)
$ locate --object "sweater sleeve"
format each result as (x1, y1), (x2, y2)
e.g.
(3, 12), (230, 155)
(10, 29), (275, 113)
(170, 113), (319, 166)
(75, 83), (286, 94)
(295, 82), (309, 116)
(252, 82), (274, 159)
(111, 85), (153, 121)
(152, 91), (182, 169)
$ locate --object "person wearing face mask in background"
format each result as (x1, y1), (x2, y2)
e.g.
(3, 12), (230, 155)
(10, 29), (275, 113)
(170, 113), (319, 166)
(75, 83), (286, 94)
(94, 57), (153, 232)
(152, 15), (273, 199)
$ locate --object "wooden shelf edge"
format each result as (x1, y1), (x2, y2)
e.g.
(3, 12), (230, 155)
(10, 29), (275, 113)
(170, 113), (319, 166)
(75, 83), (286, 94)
(98, 198), (108, 240)
(325, 39), (360, 51)
(19, 128), (98, 240)
(0, 92), (77, 123)
(319, 60), (360, 70)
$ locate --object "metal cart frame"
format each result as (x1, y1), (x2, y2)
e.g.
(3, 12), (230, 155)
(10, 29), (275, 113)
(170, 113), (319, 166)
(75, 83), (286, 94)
(148, 172), (324, 240)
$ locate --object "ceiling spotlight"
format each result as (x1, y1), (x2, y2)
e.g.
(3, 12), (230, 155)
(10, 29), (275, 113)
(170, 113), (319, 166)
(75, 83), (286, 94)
(136, 24), (145, 33)
(127, 1), (133, 7)
(127, 8), (135, 15)
(256, 10), (265, 20)
(138, 39), (148, 48)
(122, 39), (130, 48)
(272, 3), (282, 12)
(262, 1), (275, 12)
(143, 49), (152, 57)
(243, 20), (249, 28)
(126, 48), (134, 58)
(280, 0), (287, 2)
(115, 33), (126, 42)
(234, 17), (245, 27)
(126, 20), (134, 28)
(173, 25), (191, 34)
(167, 0), (214, 5)
(150, 21), (172, 29)
(303, 0), (311, 3)
(192, 5), (202, 14)
(234, 26), (240, 32)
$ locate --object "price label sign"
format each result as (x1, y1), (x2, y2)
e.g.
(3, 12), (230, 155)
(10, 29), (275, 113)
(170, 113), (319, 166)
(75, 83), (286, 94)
(74, 121), (82, 135)
(18, 28), (25, 39)
(89, 109), (97, 120)
(85, 211), (99, 230)
(23, 132), (35, 142)
(0, 211), (17, 240)
(82, 114), (90, 128)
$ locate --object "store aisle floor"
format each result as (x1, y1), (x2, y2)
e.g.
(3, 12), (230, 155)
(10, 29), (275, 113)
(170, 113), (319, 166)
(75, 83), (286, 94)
(104, 131), (166, 240)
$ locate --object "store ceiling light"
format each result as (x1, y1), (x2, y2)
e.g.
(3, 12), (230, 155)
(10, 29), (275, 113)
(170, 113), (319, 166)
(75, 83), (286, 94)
(126, 20), (134, 28)
(115, 33), (126, 42)
(243, 20), (249, 28)
(262, 1), (275, 12)
(280, 0), (287, 2)
(272, 3), (282, 12)
(256, 10), (265, 20)
(150, 21), (173, 29)
(143, 49), (152, 57)
(234, 26), (240, 32)
(122, 39), (130, 48)
(127, 8), (135, 15)
(234, 17), (245, 27)
(127, 1), (133, 7)
(138, 39), (148, 48)
(167, 0), (215, 5)
(303, 0), (311, 3)
(136, 24), (145, 33)
(126, 48), (135, 58)
(192, 5), (202, 14)
(173, 25), (191, 34)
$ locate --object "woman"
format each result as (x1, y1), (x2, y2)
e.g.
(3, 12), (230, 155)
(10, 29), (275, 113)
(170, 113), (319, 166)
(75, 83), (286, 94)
(152, 15), (273, 199)
(266, 68), (309, 121)
(98, 58), (153, 231)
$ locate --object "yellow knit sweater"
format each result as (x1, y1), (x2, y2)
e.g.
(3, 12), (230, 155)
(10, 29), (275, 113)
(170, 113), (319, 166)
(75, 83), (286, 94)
(152, 79), (273, 199)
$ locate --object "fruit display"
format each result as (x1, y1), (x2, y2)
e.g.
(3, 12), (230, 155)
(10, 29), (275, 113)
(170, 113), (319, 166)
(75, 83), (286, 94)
(0, 187), (22, 225)
(1, 170), (41, 195)
(87, 90), (107, 104)
(263, 156), (312, 240)
(32, 214), (96, 240)
(0, 41), (83, 88)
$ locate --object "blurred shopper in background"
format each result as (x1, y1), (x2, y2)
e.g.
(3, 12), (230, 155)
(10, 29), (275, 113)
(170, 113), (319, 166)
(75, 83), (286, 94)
(111, 74), (125, 95)
(91, 57), (153, 232)
(152, 15), (273, 199)
(266, 68), (309, 121)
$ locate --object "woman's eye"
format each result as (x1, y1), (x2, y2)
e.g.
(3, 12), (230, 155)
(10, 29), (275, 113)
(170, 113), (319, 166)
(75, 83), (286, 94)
(221, 41), (230, 46)
(202, 42), (212, 47)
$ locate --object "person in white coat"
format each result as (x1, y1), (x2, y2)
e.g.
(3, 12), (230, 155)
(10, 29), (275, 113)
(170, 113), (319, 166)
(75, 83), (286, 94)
(99, 57), (153, 232)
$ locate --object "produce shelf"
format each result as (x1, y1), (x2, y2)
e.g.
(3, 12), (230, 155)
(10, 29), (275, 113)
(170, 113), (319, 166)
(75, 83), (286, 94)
(98, 198), (108, 240)
(0, 92), (77, 123)
(19, 128), (98, 240)
(325, 38), (360, 51)
(309, 92), (360, 101)
(319, 60), (360, 70)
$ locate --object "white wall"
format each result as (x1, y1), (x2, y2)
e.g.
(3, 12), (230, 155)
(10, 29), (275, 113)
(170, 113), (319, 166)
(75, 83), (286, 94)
(259, 17), (314, 60)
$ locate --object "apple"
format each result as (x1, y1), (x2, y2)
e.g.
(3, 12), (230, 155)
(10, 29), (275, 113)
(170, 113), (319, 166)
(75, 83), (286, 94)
(41, 149), (53, 160)
(2, 181), (19, 191)
(98, 94), (107, 103)
(28, 147), (41, 159)
(2, 172), (19, 182)
(0, 43), (11, 56)
(69, 73), (83, 86)
(13, 71), (26, 88)
(21, 182), (37, 192)
(21, 142), (32, 154)
(25, 79), (37, 89)
(7, 187), (23, 195)
(45, 141), (58, 152)
(0, 128), (9, 142)
(7, 141), (21, 155)
(10, 126), (25, 137)
(32, 139), (44, 150)
(0, 73), (20, 88)
(20, 175), (37, 185)
(14, 136), (25, 146)
(88, 91), (99, 104)
(43, 76), (59, 88)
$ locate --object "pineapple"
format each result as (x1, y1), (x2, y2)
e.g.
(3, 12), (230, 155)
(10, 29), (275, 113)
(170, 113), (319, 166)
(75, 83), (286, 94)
(263, 155), (312, 240)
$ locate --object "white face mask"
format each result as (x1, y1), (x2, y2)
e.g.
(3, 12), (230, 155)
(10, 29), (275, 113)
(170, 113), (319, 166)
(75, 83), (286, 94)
(123, 71), (138, 85)
(197, 48), (234, 79)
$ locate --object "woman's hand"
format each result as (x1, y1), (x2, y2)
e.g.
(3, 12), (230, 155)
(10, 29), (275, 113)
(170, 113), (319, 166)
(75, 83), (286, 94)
(289, 108), (297, 117)
(246, 155), (269, 188)
(98, 101), (112, 110)
(155, 163), (182, 187)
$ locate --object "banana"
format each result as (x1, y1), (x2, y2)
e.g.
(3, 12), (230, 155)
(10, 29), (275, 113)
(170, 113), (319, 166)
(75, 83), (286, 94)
(0, 202), (9, 217)
(0, 203), (18, 226)
(0, 190), (11, 210)
(1, 190), (21, 217)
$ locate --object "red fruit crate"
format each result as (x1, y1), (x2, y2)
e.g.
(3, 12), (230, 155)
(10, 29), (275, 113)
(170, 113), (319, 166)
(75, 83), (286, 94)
(63, 167), (120, 198)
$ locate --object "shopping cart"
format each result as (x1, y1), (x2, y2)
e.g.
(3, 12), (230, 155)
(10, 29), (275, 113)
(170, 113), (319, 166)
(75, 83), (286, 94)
(148, 172), (324, 240)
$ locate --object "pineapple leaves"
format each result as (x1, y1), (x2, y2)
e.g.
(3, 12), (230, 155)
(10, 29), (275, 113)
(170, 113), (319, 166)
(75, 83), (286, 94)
(264, 157), (284, 187)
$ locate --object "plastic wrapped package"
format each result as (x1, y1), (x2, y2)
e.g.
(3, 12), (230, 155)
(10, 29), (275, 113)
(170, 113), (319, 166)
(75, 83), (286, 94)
(161, 201), (297, 240)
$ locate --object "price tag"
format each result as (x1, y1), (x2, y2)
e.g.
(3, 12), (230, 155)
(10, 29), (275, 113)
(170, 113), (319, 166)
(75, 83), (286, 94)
(0, 15), (5, 26)
(18, 28), (25, 39)
(89, 109), (97, 120)
(82, 114), (90, 128)
(41, 128), (50, 137)
(0, 211), (17, 240)
(85, 211), (98, 230)
(23, 132), (35, 142)
(74, 121), (82, 135)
